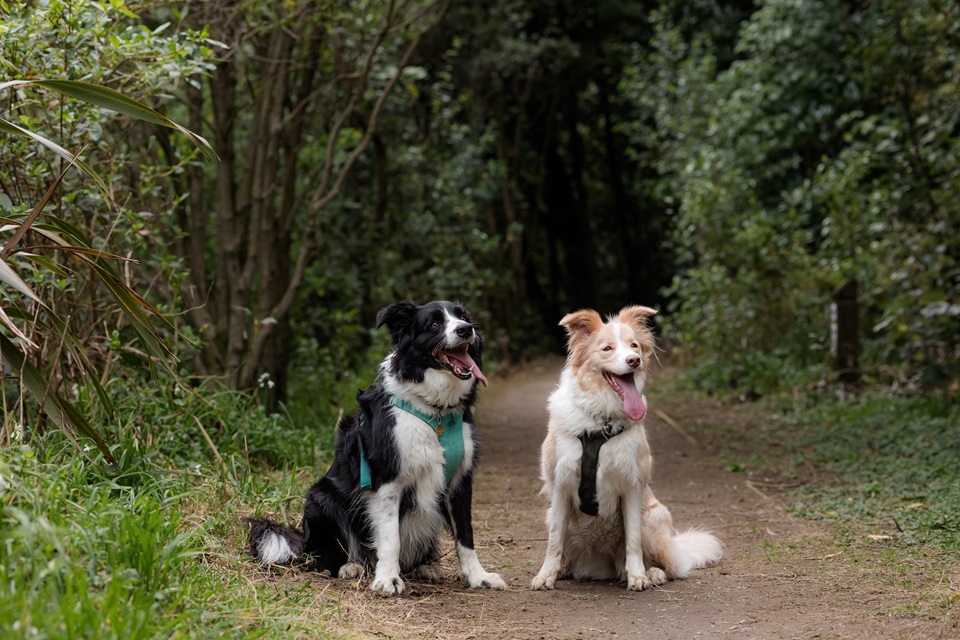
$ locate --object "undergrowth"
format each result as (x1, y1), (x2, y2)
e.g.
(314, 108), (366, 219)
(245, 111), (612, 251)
(0, 377), (350, 640)
(775, 390), (960, 620)
(785, 392), (960, 549)
(666, 360), (960, 619)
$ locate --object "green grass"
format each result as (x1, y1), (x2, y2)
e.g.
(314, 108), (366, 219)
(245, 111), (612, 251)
(0, 379), (347, 640)
(774, 390), (960, 620)
(785, 392), (960, 548)
(0, 334), (392, 639)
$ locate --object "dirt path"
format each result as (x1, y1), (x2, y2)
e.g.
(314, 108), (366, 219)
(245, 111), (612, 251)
(308, 357), (955, 639)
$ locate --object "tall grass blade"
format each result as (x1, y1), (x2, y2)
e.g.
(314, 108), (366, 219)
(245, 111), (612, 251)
(38, 217), (182, 362)
(0, 333), (116, 464)
(0, 305), (38, 348)
(89, 261), (175, 359)
(25, 245), (138, 263)
(4, 305), (116, 420)
(0, 117), (111, 204)
(13, 253), (71, 277)
(1, 79), (218, 161)
(1, 146), (80, 260)
(0, 258), (41, 302)
(1, 214), (185, 369)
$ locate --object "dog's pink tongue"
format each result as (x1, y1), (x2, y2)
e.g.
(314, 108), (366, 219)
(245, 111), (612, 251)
(448, 350), (488, 387)
(618, 374), (645, 421)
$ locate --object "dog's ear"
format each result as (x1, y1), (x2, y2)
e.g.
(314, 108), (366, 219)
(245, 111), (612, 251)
(618, 305), (657, 356)
(559, 309), (602, 366)
(376, 300), (418, 344)
(559, 309), (603, 340)
(617, 305), (657, 331)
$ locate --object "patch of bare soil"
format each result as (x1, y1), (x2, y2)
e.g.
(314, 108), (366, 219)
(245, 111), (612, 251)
(267, 357), (959, 639)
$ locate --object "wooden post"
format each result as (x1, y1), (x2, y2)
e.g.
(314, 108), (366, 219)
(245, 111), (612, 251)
(831, 279), (859, 384)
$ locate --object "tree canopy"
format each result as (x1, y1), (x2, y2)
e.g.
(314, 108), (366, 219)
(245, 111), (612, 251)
(1, 0), (957, 425)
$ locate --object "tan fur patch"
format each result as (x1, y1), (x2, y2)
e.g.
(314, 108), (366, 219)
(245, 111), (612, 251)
(558, 309), (604, 372)
(559, 306), (657, 394)
(616, 305), (657, 358)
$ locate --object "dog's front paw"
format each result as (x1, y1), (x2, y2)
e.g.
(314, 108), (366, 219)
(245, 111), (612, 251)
(338, 563), (364, 580)
(468, 571), (506, 590)
(370, 573), (405, 595)
(627, 571), (653, 591)
(530, 570), (557, 591)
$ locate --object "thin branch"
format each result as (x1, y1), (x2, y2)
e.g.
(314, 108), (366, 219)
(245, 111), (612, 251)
(312, 0), (399, 199)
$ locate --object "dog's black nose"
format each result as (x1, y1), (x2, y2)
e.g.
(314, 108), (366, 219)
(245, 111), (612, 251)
(626, 355), (641, 369)
(455, 324), (474, 339)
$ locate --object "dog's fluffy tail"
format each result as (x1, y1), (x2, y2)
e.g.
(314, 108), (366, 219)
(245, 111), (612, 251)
(663, 528), (723, 579)
(245, 517), (304, 565)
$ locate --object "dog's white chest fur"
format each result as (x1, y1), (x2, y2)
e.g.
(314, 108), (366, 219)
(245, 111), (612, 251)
(363, 405), (476, 569)
(390, 407), (475, 489)
(392, 409), (447, 492)
(544, 377), (652, 517)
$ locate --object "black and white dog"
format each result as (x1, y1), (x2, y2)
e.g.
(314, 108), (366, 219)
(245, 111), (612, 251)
(247, 300), (506, 595)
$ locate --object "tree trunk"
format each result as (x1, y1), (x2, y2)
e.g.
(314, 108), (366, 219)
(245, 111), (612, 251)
(832, 279), (859, 385)
(171, 0), (452, 398)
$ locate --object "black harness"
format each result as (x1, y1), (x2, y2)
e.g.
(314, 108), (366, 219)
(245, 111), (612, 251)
(577, 421), (628, 516)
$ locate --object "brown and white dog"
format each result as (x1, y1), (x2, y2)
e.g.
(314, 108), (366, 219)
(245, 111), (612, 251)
(531, 306), (722, 591)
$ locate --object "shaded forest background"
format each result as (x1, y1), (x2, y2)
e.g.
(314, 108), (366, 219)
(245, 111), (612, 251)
(2, 0), (958, 427)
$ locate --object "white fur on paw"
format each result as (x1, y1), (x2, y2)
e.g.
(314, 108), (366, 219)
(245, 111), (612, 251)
(469, 571), (506, 590)
(646, 567), (667, 586)
(370, 574), (405, 595)
(531, 571), (557, 591)
(413, 564), (440, 582)
(627, 572), (653, 591)
(338, 563), (364, 580)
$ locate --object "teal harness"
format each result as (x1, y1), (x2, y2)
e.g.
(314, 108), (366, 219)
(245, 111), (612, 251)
(359, 397), (465, 491)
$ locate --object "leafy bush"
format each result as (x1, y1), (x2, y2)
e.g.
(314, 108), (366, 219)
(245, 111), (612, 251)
(1, 0), (215, 452)
(623, 0), (960, 393)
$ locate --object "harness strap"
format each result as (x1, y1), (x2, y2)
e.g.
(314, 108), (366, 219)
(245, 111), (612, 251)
(358, 398), (465, 491)
(577, 431), (605, 516)
(359, 413), (372, 489)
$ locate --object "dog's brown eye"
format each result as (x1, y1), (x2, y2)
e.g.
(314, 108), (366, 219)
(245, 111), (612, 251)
(602, 346), (612, 352)
(631, 343), (638, 349)
(431, 322), (439, 329)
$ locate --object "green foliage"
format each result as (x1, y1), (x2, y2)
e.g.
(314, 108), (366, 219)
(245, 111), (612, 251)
(786, 393), (960, 548)
(0, 418), (332, 638)
(90, 372), (335, 470)
(806, 1), (960, 385)
(130, 0), (480, 399)
(1, 360), (342, 638)
(0, 1), (215, 452)
(622, 0), (960, 392)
